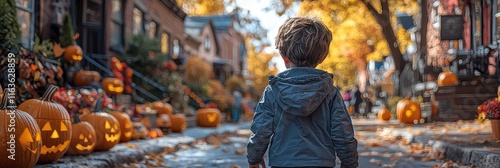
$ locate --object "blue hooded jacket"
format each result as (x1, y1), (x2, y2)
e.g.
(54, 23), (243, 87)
(247, 67), (358, 167)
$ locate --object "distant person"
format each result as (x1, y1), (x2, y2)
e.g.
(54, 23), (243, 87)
(247, 17), (358, 168)
(352, 86), (362, 118)
(232, 89), (242, 122)
(342, 89), (352, 108)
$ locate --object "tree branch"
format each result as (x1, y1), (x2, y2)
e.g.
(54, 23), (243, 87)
(363, 1), (382, 23)
(380, 0), (390, 18)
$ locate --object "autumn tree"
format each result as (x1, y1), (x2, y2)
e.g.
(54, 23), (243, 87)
(177, 0), (232, 15)
(271, 0), (419, 90)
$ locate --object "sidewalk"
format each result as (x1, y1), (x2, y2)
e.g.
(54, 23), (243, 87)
(34, 122), (251, 168)
(365, 119), (500, 168)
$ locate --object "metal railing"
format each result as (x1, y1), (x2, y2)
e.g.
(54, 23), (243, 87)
(81, 54), (167, 103)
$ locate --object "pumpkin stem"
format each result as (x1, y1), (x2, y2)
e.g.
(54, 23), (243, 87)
(94, 98), (103, 112)
(41, 85), (59, 102)
(0, 89), (10, 109)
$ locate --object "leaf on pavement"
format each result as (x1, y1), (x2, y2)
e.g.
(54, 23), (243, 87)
(235, 148), (246, 155)
(230, 165), (241, 168)
(369, 158), (383, 165)
(124, 143), (138, 149)
(364, 142), (387, 149)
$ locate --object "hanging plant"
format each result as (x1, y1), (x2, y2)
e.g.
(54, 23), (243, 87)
(18, 85), (72, 163)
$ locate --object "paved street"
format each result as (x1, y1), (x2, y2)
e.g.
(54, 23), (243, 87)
(122, 120), (469, 168)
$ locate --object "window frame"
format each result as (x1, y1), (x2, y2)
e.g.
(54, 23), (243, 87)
(16, 0), (35, 48)
(161, 32), (170, 55)
(111, 0), (125, 47)
(132, 7), (145, 35)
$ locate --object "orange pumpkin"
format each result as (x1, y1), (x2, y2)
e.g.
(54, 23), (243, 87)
(0, 90), (41, 167)
(73, 70), (101, 86)
(437, 71), (458, 86)
(151, 101), (173, 116)
(101, 78), (124, 95)
(377, 107), (391, 121)
(396, 98), (421, 124)
(18, 85), (72, 163)
(148, 128), (164, 139)
(170, 114), (187, 132)
(110, 112), (133, 142)
(156, 114), (172, 133)
(64, 45), (83, 62)
(66, 114), (96, 155)
(131, 122), (149, 140)
(196, 108), (222, 127)
(80, 99), (120, 151)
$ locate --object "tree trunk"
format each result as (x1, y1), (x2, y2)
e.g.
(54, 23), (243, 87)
(381, 24), (405, 73)
(419, 0), (428, 61)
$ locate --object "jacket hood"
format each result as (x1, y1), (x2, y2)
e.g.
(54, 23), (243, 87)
(269, 67), (334, 116)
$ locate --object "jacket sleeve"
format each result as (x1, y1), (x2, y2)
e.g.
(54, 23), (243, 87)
(330, 88), (359, 168)
(247, 86), (274, 165)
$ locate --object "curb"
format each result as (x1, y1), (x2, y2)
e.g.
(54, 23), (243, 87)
(34, 123), (249, 168)
(412, 135), (500, 168)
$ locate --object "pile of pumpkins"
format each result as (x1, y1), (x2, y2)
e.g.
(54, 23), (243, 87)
(377, 97), (438, 124)
(0, 85), (187, 167)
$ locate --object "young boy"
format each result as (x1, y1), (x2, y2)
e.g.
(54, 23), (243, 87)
(247, 17), (359, 168)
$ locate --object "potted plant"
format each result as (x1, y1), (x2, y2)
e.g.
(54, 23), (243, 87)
(477, 98), (500, 140)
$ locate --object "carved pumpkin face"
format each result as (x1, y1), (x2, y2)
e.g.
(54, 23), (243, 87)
(66, 121), (96, 155)
(80, 112), (121, 151)
(396, 99), (421, 124)
(18, 85), (72, 163)
(1, 92), (42, 168)
(64, 45), (83, 62)
(110, 112), (133, 142)
(102, 78), (124, 95)
(196, 108), (222, 127)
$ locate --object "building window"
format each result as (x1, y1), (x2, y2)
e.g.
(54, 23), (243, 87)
(161, 33), (169, 54)
(473, 0), (482, 47)
(132, 8), (144, 35)
(173, 39), (180, 59)
(111, 0), (124, 47)
(146, 21), (157, 39)
(85, 0), (102, 23)
(496, 1), (500, 43)
(16, 0), (34, 48)
(204, 36), (211, 51)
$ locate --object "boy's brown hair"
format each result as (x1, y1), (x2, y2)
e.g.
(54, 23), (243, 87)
(275, 17), (332, 67)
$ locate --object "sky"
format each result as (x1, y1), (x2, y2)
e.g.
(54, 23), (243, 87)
(233, 0), (299, 72)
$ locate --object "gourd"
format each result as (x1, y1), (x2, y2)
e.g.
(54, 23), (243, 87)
(80, 98), (120, 151)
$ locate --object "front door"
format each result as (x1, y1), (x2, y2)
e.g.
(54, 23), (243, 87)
(75, 0), (106, 54)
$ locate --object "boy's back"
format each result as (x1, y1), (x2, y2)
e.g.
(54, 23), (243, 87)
(247, 17), (358, 168)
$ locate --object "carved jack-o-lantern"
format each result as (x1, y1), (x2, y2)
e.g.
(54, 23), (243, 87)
(66, 114), (96, 155)
(110, 111), (133, 142)
(170, 114), (187, 132)
(18, 85), (71, 163)
(151, 101), (173, 116)
(396, 98), (421, 124)
(80, 99), (120, 151)
(64, 45), (83, 62)
(196, 108), (222, 127)
(131, 122), (149, 140)
(101, 78), (124, 95)
(0, 90), (42, 168)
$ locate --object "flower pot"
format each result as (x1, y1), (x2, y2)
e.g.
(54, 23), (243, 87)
(492, 120), (500, 140)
